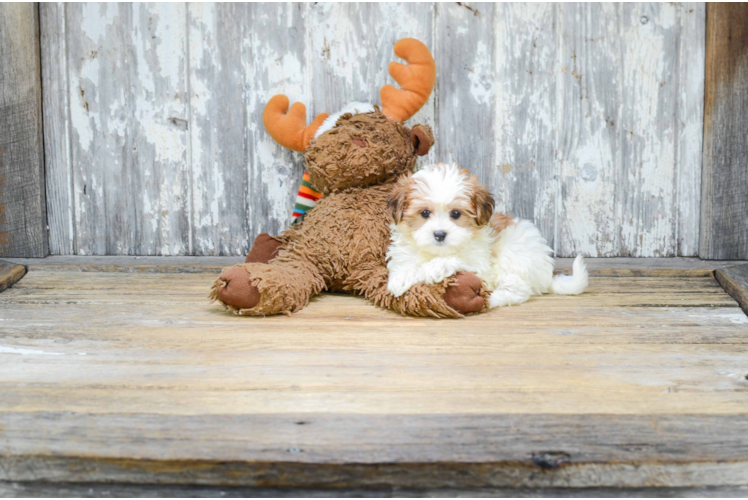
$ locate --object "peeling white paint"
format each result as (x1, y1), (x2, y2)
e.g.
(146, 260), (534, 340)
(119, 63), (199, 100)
(0, 346), (65, 356)
(80, 2), (117, 43)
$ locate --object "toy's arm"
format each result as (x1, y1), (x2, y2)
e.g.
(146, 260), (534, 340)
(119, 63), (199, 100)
(353, 265), (485, 318)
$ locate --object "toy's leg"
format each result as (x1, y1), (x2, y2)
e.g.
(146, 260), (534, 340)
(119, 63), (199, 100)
(210, 259), (324, 315)
(245, 233), (285, 264)
(350, 266), (490, 318)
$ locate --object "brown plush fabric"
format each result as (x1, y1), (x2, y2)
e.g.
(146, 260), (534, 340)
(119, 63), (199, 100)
(245, 233), (284, 264)
(212, 267), (261, 311)
(410, 124), (434, 156)
(443, 271), (487, 314)
(211, 108), (488, 318)
(305, 107), (418, 194)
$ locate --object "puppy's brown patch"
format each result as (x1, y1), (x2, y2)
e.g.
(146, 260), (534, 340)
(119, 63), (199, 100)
(387, 173), (413, 224)
(490, 212), (515, 233)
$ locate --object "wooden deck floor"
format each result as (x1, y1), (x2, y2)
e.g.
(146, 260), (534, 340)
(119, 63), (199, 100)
(1, 260), (748, 492)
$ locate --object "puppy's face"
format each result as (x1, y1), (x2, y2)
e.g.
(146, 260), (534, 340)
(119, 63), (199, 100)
(388, 163), (494, 253)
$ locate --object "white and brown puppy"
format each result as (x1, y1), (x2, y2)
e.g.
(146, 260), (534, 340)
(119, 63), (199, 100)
(386, 162), (588, 308)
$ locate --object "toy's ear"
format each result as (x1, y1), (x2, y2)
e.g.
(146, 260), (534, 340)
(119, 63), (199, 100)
(410, 124), (434, 156)
(387, 174), (412, 224)
(471, 183), (495, 226)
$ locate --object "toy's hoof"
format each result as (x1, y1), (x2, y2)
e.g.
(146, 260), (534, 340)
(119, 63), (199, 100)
(215, 266), (260, 310)
(444, 271), (485, 314)
(245, 233), (283, 264)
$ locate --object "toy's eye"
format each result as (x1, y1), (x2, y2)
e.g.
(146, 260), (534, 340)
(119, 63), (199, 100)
(450, 210), (461, 219)
(421, 210), (431, 218)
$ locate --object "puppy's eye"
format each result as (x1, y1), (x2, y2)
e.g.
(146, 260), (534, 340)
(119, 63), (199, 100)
(421, 210), (431, 218)
(450, 210), (461, 219)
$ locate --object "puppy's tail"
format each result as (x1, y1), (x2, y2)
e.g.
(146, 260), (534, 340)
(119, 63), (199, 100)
(551, 255), (588, 295)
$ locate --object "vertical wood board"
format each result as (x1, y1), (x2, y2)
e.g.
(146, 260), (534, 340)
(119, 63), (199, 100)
(700, 3), (748, 260)
(0, 3), (48, 258)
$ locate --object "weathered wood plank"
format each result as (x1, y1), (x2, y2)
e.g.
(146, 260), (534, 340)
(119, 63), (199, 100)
(556, 3), (621, 257)
(40, 3), (75, 256)
(676, 3), (706, 257)
(556, 3), (706, 258)
(188, 3), (249, 256)
(308, 3), (437, 162)
(4, 482), (748, 498)
(617, 4), (680, 257)
(65, 3), (191, 256)
(0, 3), (47, 258)
(0, 271), (746, 418)
(492, 3), (557, 250)
(0, 260), (25, 292)
(2, 414), (748, 488)
(700, 3), (748, 260)
(716, 264), (748, 315)
(435, 3), (496, 194)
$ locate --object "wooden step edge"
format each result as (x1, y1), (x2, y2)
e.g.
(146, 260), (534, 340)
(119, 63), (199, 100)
(2, 454), (748, 490)
(4, 257), (748, 278)
(0, 260), (26, 292)
(715, 264), (748, 315)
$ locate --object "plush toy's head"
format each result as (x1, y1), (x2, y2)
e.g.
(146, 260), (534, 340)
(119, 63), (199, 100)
(263, 38), (436, 194)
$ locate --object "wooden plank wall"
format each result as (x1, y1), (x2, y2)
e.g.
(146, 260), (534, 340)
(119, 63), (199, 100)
(0, 3), (48, 257)
(40, 3), (706, 257)
(700, 3), (748, 260)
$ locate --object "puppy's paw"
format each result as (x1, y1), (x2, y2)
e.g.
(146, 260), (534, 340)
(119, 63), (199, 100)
(420, 258), (460, 284)
(387, 272), (418, 297)
(444, 271), (485, 314)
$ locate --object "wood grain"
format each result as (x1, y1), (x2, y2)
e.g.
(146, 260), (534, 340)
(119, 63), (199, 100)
(677, 3), (706, 257)
(4, 482), (748, 498)
(716, 264), (748, 315)
(700, 3), (748, 260)
(0, 260), (26, 292)
(40, 4), (75, 255)
(0, 268), (747, 487)
(40, 3), (707, 257)
(61, 3), (191, 256)
(0, 3), (48, 258)
(3, 414), (748, 488)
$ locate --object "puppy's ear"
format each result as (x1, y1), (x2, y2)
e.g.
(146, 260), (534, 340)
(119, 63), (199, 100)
(471, 184), (495, 226)
(388, 175), (411, 223)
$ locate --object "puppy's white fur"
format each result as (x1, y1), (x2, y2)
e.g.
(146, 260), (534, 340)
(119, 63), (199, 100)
(386, 162), (588, 308)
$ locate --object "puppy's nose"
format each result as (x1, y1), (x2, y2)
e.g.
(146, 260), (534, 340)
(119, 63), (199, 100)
(434, 230), (447, 242)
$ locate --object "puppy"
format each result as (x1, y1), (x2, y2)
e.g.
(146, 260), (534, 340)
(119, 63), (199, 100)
(386, 162), (588, 309)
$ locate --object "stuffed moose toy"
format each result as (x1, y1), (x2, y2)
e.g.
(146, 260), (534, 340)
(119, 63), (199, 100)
(210, 38), (490, 317)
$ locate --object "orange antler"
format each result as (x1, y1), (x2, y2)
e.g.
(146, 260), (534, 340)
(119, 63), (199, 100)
(263, 95), (329, 152)
(380, 38), (436, 123)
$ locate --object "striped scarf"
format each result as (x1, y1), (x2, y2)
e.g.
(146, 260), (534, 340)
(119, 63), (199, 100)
(292, 171), (324, 220)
